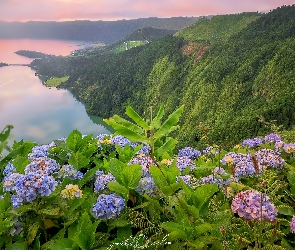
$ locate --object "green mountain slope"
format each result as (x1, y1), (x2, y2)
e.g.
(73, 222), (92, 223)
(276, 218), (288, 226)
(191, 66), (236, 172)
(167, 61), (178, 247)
(31, 5), (295, 149)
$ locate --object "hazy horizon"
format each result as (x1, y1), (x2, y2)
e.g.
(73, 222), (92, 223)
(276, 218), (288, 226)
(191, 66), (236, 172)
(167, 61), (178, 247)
(0, 0), (293, 22)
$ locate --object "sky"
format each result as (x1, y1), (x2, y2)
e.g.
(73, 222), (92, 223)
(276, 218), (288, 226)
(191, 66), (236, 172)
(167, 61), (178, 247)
(0, 0), (294, 22)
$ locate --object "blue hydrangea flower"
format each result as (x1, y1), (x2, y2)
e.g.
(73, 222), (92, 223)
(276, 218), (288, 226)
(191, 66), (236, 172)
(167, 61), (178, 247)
(28, 144), (53, 160)
(92, 194), (125, 220)
(178, 147), (201, 159)
(172, 156), (196, 173)
(58, 165), (83, 180)
(242, 138), (263, 148)
(111, 135), (133, 148)
(134, 143), (151, 156)
(128, 155), (156, 177)
(231, 190), (278, 222)
(136, 177), (157, 196)
(264, 133), (282, 143)
(94, 171), (116, 192)
(24, 157), (60, 175)
(3, 162), (16, 178)
(200, 167), (231, 188)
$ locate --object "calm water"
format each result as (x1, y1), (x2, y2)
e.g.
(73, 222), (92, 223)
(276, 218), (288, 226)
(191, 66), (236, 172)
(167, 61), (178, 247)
(0, 39), (112, 144)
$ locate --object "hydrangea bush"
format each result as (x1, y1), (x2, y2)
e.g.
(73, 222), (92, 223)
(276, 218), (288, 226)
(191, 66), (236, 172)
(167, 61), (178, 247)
(1, 106), (295, 249)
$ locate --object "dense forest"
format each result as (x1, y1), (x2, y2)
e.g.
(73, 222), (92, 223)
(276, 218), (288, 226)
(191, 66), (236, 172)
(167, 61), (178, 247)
(30, 5), (295, 149)
(0, 17), (199, 43)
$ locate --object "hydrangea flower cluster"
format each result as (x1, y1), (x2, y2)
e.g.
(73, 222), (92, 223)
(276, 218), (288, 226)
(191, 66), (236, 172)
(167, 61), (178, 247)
(58, 165), (83, 180)
(231, 190), (278, 222)
(28, 143), (56, 160)
(264, 133), (282, 143)
(178, 147), (201, 159)
(3, 162), (16, 178)
(290, 216), (295, 233)
(94, 170), (116, 192)
(170, 156), (196, 173)
(92, 194), (125, 220)
(111, 135), (136, 148)
(202, 146), (219, 156)
(242, 138), (263, 148)
(128, 155), (156, 177)
(60, 184), (83, 199)
(200, 167), (231, 188)
(3, 157), (60, 208)
(255, 149), (285, 170)
(136, 177), (157, 196)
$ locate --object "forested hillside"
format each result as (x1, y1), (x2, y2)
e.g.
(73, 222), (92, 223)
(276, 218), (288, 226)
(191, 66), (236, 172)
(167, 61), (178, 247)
(31, 5), (295, 149)
(0, 17), (199, 43)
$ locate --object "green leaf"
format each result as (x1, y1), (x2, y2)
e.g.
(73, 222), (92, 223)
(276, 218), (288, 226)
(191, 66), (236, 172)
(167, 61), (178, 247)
(39, 206), (61, 216)
(68, 152), (90, 170)
(154, 105), (184, 140)
(5, 242), (28, 250)
(27, 222), (39, 245)
(192, 184), (218, 211)
(113, 115), (144, 134)
(155, 137), (178, 157)
(73, 212), (99, 250)
(121, 164), (142, 190)
(151, 105), (165, 129)
(195, 223), (213, 236)
(103, 119), (149, 143)
(125, 106), (150, 130)
(160, 222), (187, 241)
(150, 166), (169, 190)
(109, 158), (125, 184)
(108, 182), (129, 200)
(278, 205), (295, 216)
(66, 130), (82, 151)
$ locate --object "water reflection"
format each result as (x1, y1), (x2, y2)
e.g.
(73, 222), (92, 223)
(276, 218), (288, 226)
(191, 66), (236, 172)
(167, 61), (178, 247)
(0, 66), (112, 144)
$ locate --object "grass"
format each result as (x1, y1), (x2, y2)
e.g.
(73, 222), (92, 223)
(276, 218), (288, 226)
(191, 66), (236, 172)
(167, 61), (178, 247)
(45, 76), (70, 87)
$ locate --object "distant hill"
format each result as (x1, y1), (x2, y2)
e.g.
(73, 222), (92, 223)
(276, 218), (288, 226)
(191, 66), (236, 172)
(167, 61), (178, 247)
(30, 5), (295, 149)
(0, 17), (200, 43)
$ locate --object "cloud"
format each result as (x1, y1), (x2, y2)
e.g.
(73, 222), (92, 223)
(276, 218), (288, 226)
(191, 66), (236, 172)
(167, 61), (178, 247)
(0, 0), (294, 21)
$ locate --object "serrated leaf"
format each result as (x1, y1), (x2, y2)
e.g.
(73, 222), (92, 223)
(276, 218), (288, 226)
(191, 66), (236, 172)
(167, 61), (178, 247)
(68, 152), (90, 170)
(193, 184), (218, 211)
(195, 223), (213, 235)
(108, 182), (129, 200)
(66, 130), (82, 151)
(121, 164), (142, 190)
(27, 222), (39, 245)
(278, 205), (295, 216)
(125, 106), (150, 130)
(150, 166), (169, 190)
(109, 158), (125, 184)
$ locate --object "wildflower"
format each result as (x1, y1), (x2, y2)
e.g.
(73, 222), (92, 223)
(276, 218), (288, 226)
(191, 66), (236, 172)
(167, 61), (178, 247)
(128, 155), (156, 177)
(234, 144), (243, 150)
(61, 184), (83, 199)
(231, 190), (277, 222)
(178, 147), (201, 159)
(92, 194), (125, 220)
(136, 177), (157, 196)
(264, 133), (282, 143)
(58, 165), (83, 180)
(94, 171), (116, 192)
(290, 216), (295, 233)
(242, 138), (263, 148)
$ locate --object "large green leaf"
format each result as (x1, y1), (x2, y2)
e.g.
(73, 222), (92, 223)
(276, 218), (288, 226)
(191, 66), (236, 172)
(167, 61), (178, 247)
(103, 118), (149, 143)
(155, 137), (178, 157)
(109, 158), (125, 184)
(68, 152), (90, 170)
(108, 182), (129, 200)
(125, 106), (150, 130)
(112, 115), (144, 134)
(192, 184), (218, 211)
(121, 164), (142, 190)
(154, 105), (184, 140)
(151, 105), (165, 130)
(66, 130), (82, 151)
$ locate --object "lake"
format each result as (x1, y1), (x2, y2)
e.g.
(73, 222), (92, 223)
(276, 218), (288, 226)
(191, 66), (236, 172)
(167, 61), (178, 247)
(0, 39), (113, 145)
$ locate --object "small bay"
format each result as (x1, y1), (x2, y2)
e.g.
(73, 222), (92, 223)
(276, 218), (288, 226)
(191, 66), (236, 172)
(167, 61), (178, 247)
(0, 39), (112, 144)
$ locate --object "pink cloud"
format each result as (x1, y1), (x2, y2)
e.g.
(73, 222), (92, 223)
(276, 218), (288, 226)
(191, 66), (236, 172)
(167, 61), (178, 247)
(0, 0), (293, 22)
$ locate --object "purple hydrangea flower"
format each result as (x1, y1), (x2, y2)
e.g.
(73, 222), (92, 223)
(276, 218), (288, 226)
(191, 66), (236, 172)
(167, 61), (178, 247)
(94, 171), (116, 192)
(177, 175), (191, 186)
(255, 149), (285, 170)
(283, 143), (295, 153)
(172, 156), (196, 173)
(242, 138), (263, 148)
(178, 147), (201, 159)
(200, 167), (231, 188)
(3, 162), (16, 178)
(290, 216), (295, 233)
(231, 190), (278, 222)
(92, 194), (125, 220)
(264, 133), (282, 143)
(111, 135), (133, 148)
(136, 177), (157, 196)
